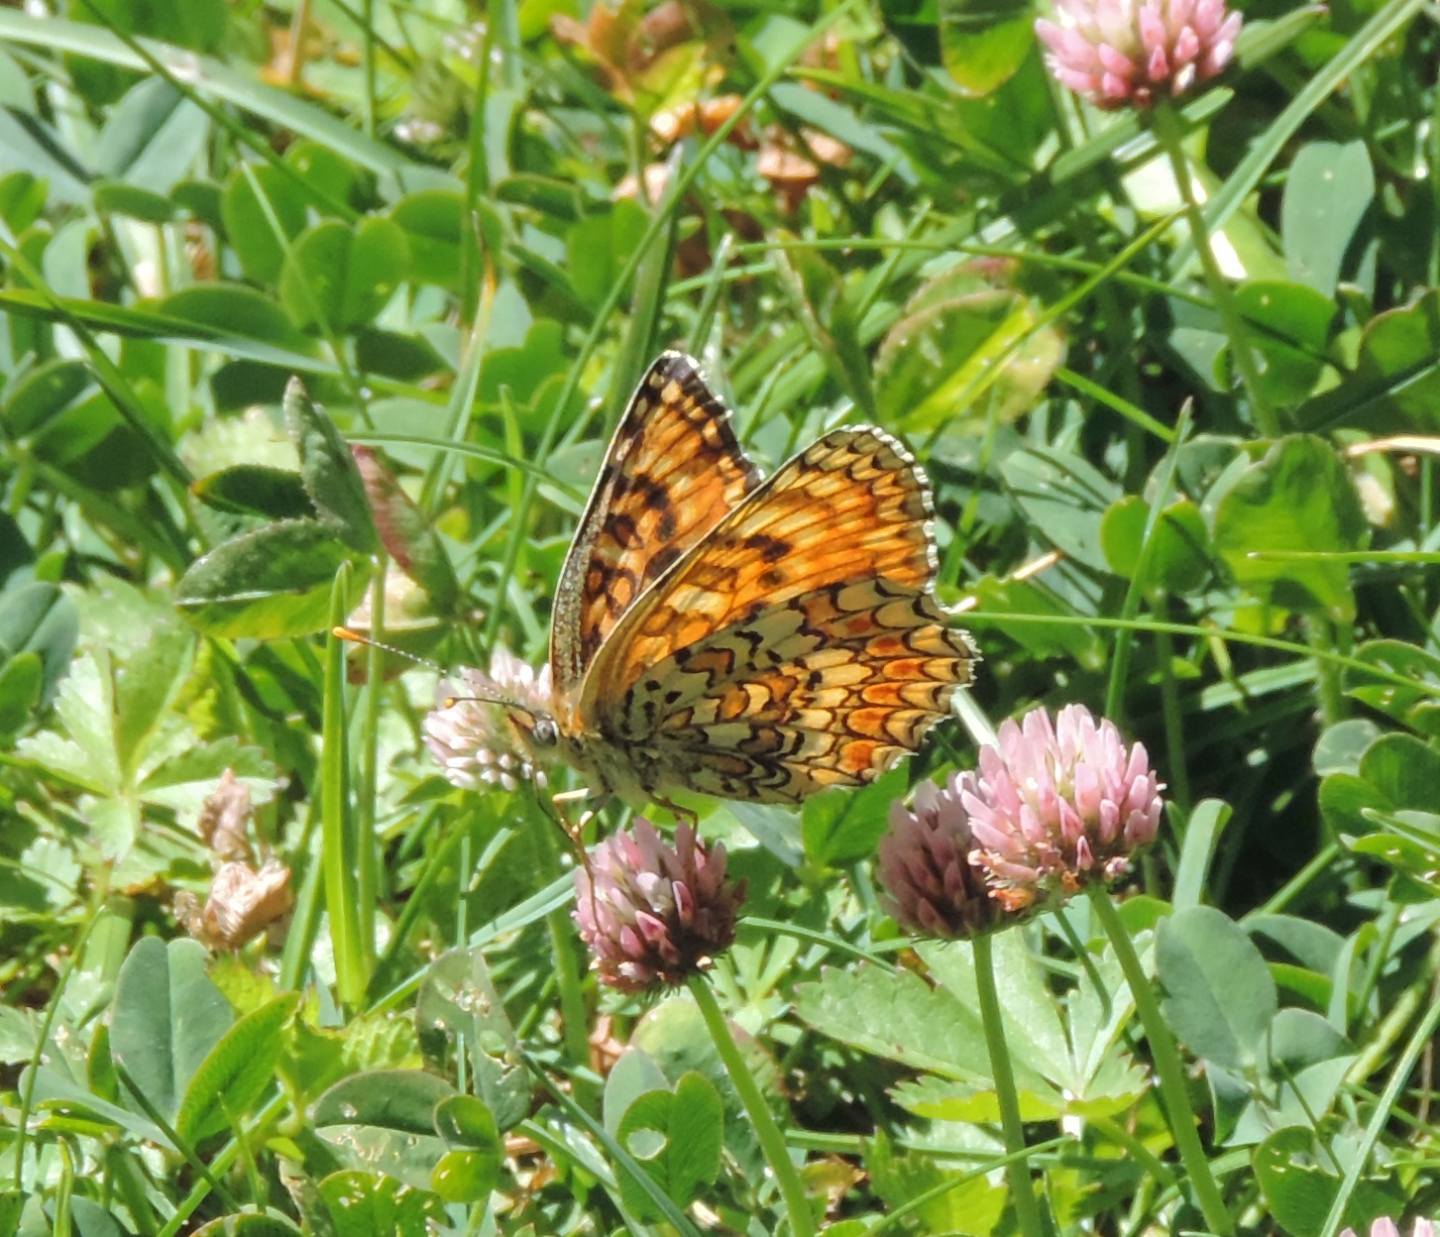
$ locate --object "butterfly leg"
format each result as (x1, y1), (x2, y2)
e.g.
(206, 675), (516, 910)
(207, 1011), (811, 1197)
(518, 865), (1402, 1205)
(545, 786), (598, 866)
(651, 794), (699, 830)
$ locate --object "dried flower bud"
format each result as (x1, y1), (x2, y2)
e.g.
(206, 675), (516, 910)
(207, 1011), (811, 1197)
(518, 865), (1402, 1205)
(423, 648), (554, 791)
(757, 129), (852, 210)
(1035, 0), (1241, 109)
(574, 819), (745, 991)
(876, 778), (1000, 938)
(197, 768), (254, 863)
(962, 705), (1164, 911)
(177, 858), (293, 951)
(650, 95), (750, 146)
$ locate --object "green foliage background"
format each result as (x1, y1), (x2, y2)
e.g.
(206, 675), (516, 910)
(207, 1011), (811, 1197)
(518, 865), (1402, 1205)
(1, 0), (1439, 1231)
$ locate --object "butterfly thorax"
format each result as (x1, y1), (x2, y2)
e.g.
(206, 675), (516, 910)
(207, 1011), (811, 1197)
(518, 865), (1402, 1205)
(549, 692), (662, 805)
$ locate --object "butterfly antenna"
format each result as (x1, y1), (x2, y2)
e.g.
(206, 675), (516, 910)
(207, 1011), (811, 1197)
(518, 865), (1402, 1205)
(333, 628), (538, 717)
(331, 626), (446, 674)
(442, 693), (540, 721)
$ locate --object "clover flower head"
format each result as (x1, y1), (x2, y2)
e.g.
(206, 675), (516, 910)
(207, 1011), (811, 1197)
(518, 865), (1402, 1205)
(876, 777), (1000, 938)
(574, 819), (745, 991)
(423, 648), (553, 791)
(1342, 1220), (1436, 1237)
(1035, 0), (1242, 109)
(961, 704), (1163, 910)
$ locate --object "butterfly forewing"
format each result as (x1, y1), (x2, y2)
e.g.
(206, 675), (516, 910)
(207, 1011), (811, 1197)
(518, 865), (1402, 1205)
(549, 352), (761, 704)
(576, 425), (977, 803)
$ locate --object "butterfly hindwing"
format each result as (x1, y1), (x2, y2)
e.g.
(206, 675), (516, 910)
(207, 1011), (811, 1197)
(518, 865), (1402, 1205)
(626, 579), (975, 802)
(549, 353), (761, 703)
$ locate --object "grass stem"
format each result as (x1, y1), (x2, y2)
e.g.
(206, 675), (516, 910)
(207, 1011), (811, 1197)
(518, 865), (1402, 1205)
(1088, 889), (1234, 1235)
(1151, 102), (1278, 438)
(688, 975), (814, 1236)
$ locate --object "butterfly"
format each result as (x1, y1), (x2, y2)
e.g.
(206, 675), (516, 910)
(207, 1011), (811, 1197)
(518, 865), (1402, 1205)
(493, 351), (978, 814)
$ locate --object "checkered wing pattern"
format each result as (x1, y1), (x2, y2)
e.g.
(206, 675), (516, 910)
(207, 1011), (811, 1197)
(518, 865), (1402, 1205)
(550, 352), (761, 702)
(576, 426), (978, 802)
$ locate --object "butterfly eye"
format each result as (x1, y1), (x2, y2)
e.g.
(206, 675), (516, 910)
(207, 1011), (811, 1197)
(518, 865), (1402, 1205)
(530, 717), (559, 748)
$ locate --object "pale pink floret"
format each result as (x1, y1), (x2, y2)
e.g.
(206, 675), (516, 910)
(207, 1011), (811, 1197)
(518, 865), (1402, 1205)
(875, 779), (999, 938)
(1036, 0), (1242, 108)
(960, 704), (1163, 910)
(574, 819), (745, 991)
(1341, 1220), (1436, 1237)
(423, 648), (553, 791)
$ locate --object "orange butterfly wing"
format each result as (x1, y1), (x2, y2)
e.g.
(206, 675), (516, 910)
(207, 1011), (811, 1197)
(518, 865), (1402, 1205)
(577, 427), (977, 802)
(550, 352), (760, 703)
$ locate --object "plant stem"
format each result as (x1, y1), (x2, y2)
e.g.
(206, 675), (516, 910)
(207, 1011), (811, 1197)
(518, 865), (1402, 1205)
(1307, 615), (1348, 728)
(1088, 889), (1234, 1235)
(687, 976), (814, 1237)
(323, 564), (368, 1006)
(972, 933), (1047, 1237)
(537, 807), (596, 1106)
(1150, 102), (1279, 438)
(356, 551), (386, 973)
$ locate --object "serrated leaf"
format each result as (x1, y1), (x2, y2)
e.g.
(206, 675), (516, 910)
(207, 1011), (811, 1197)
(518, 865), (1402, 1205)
(140, 734), (278, 822)
(17, 652), (119, 794)
(918, 935), (1065, 1083)
(111, 611), (192, 780)
(890, 1073), (1058, 1123)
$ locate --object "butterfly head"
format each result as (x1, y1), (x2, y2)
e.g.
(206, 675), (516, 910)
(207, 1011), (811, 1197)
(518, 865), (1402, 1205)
(499, 700), (561, 759)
